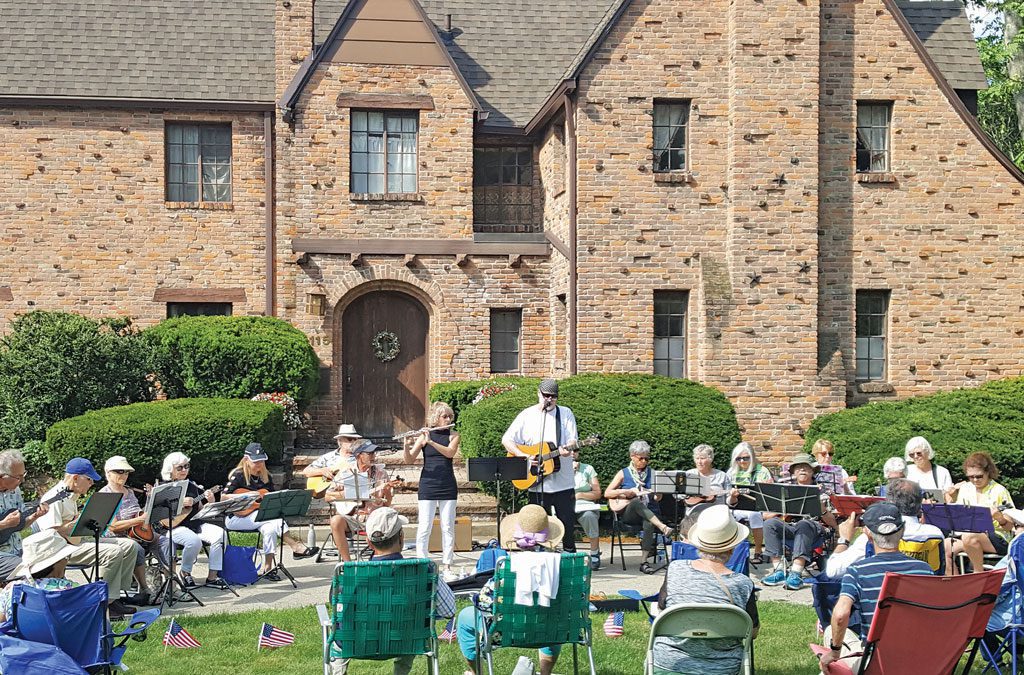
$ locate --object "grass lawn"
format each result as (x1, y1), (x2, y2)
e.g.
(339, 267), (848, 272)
(126, 601), (829, 674)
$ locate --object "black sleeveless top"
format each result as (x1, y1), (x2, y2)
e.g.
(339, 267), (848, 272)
(418, 429), (458, 500)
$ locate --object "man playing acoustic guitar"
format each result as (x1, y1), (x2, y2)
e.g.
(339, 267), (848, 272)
(323, 440), (400, 562)
(502, 378), (578, 553)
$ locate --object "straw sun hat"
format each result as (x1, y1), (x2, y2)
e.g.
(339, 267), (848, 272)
(11, 530), (79, 579)
(499, 504), (564, 550)
(688, 504), (749, 554)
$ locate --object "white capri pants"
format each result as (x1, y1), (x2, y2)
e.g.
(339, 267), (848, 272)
(226, 514), (287, 555)
(576, 510), (600, 540)
(164, 523), (226, 573)
(416, 499), (457, 565)
(733, 509), (764, 529)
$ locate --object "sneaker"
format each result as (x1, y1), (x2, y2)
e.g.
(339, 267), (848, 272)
(123, 591), (152, 606)
(762, 569), (787, 586)
(442, 569), (460, 583)
(179, 572), (198, 589)
(784, 571), (804, 591)
(108, 600), (137, 617)
(589, 553), (602, 571)
(264, 568), (282, 582)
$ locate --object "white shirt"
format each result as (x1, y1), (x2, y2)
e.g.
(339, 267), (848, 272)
(906, 463), (953, 490)
(35, 482), (82, 543)
(502, 404), (578, 493)
(824, 515), (945, 578)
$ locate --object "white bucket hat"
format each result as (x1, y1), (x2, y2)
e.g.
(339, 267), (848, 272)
(333, 424), (362, 440)
(688, 504), (749, 554)
(11, 530), (80, 579)
(104, 455), (134, 473)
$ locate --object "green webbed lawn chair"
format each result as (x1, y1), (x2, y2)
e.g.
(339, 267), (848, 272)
(317, 559), (440, 675)
(644, 603), (754, 675)
(476, 552), (596, 675)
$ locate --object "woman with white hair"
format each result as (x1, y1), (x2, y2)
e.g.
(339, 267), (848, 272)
(605, 440), (674, 563)
(685, 444), (738, 508)
(159, 451), (229, 589)
(904, 436), (952, 490)
(727, 442), (772, 564)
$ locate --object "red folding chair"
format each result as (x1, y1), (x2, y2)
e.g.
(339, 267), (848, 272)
(811, 569), (1003, 674)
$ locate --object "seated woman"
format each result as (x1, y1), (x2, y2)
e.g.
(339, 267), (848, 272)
(455, 504), (565, 675)
(726, 441), (772, 564)
(605, 440), (674, 563)
(158, 452), (229, 589)
(225, 442), (317, 581)
(0, 529), (78, 622)
(685, 444), (740, 513)
(945, 451), (1014, 574)
(811, 439), (856, 495)
(652, 504), (758, 674)
(904, 436), (953, 491)
(875, 457), (907, 496)
(98, 455), (159, 604)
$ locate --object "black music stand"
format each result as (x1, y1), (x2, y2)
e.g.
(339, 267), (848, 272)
(146, 481), (201, 608)
(254, 489), (313, 588)
(468, 457), (528, 535)
(749, 482), (823, 575)
(70, 492), (123, 584)
(922, 503), (994, 536)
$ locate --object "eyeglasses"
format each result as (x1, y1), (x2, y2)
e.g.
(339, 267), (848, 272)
(175, 464), (190, 471)
(109, 469), (130, 475)
(736, 456), (752, 461)
(816, 451), (833, 457)
(966, 473), (986, 481)
(1, 473), (26, 482)
(632, 456), (650, 461)
(908, 451), (926, 458)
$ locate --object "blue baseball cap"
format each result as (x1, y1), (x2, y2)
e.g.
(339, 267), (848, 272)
(65, 458), (101, 482)
(244, 442), (268, 462)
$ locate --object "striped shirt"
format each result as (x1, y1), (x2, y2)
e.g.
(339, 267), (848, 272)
(840, 551), (933, 639)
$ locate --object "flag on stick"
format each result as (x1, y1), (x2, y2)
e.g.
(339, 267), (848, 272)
(603, 611), (624, 638)
(163, 618), (201, 649)
(258, 622), (295, 650)
(438, 616), (457, 643)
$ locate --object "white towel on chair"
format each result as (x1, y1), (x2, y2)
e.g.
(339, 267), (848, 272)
(510, 552), (561, 607)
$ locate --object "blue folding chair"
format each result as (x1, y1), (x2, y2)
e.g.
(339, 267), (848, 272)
(475, 545), (509, 573)
(0, 581), (160, 674)
(671, 540), (751, 576)
(981, 535), (1024, 674)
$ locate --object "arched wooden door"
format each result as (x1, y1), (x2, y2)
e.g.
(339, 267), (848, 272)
(341, 290), (428, 439)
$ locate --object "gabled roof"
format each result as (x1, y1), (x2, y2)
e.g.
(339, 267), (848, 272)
(896, 0), (988, 90)
(0, 0), (274, 104)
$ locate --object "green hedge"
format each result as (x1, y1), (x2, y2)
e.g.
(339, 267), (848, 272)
(437, 374), (741, 496)
(46, 398), (284, 488)
(0, 311), (153, 447)
(146, 316), (320, 407)
(804, 377), (1024, 499)
(430, 377), (539, 422)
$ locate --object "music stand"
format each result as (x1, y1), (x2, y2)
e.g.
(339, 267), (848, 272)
(253, 489), (313, 588)
(749, 482), (823, 575)
(468, 457), (528, 535)
(829, 495), (883, 519)
(145, 481), (200, 608)
(922, 504), (994, 536)
(69, 492), (123, 583)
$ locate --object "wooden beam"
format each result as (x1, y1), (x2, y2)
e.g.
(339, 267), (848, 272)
(337, 93), (435, 110)
(403, 253), (417, 267)
(454, 254), (469, 267)
(545, 231), (570, 259)
(292, 238), (550, 257)
(152, 288), (246, 303)
(508, 254), (523, 268)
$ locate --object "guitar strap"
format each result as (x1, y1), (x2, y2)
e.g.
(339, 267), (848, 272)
(555, 406), (562, 448)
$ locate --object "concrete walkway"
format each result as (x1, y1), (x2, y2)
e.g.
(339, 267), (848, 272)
(155, 531), (812, 618)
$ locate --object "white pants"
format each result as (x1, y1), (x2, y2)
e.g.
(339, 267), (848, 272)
(416, 499), (457, 565)
(164, 523), (226, 573)
(733, 509), (764, 529)
(226, 514), (287, 555)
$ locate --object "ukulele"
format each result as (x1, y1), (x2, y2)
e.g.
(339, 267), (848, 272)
(0, 487), (74, 545)
(608, 485), (655, 514)
(510, 435), (601, 491)
(157, 485), (223, 529)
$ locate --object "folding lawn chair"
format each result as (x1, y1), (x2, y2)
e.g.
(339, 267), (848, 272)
(0, 580), (160, 674)
(810, 569), (1003, 674)
(644, 603), (754, 675)
(476, 552), (596, 675)
(317, 558), (440, 675)
(671, 540), (751, 576)
(981, 534), (1024, 674)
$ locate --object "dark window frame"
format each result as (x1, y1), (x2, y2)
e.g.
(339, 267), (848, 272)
(856, 102), (893, 173)
(652, 100), (691, 173)
(349, 109), (419, 194)
(855, 290), (890, 382)
(654, 291), (688, 378)
(473, 145), (534, 227)
(164, 122), (233, 203)
(166, 302), (233, 318)
(489, 308), (522, 374)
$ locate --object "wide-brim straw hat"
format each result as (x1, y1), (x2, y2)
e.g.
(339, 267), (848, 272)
(499, 504), (564, 550)
(10, 530), (80, 580)
(688, 504), (749, 554)
(333, 424), (362, 440)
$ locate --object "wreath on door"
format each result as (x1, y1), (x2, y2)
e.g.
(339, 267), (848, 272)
(372, 330), (400, 362)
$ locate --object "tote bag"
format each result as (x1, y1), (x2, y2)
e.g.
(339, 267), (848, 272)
(221, 544), (259, 585)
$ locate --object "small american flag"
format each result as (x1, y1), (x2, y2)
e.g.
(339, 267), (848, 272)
(438, 616), (457, 643)
(258, 622), (295, 649)
(162, 619), (201, 649)
(603, 611), (624, 638)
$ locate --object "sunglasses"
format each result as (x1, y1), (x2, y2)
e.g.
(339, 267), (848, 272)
(908, 451), (926, 458)
(966, 474), (986, 481)
(109, 469), (131, 475)
(736, 456), (752, 461)
(541, 393), (557, 399)
(175, 464), (191, 470)
(816, 451), (833, 457)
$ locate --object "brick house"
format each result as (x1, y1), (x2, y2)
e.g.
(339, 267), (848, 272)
(1, 0), (1021, 457)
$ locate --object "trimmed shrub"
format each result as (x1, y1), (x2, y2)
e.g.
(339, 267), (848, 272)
(0, 311), (153, 447)
(804, 377), (1024, 499)
(147, 316), (320, 407)
(430, 377), (538, 422)
(448, 374), (741, 496)
(46, 398), (284, 489)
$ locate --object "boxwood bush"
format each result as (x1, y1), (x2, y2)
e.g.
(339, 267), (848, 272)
(430, 376), (539, 422)
(46, 398), (284, 488)
(439, 374), (741, 496)
(804, 377), (1024, 499)
(146, 316), (320, 407)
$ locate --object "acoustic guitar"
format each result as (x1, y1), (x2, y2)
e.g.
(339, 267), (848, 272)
(157, 485), (223, 529)
(510, 435), (601, 491)
(331, 477), (404, 516)
(0, 487), (73, 545)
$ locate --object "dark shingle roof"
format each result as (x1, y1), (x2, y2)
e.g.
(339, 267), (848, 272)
(0, 0), (274, 102)
(897, 0), (988, 90)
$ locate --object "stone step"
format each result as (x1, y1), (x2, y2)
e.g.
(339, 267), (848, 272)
(297, 491), (499, 523)
(289, 456), (482, 491)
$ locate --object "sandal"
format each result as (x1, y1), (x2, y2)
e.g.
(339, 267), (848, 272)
(293, 545), (320, 560)
(749, 553), (765, 565)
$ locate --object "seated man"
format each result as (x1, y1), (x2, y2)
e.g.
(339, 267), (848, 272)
(826, 478), (945, 579)
(328, 506), (454, 675)
(0, 449), (49, 584)
(35, 458), (139, 620)
(0, 529), (79, 621)
(762, 453), (836, 591)
(818, 503), (934, 673)
(604, 441), (673, 564)
(304, 424), (362, 495)
(572, 447), (602, 570)
(324, 440), (397, 562)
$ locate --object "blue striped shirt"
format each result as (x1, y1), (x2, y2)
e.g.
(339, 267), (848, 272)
(840, 551), (933, 639)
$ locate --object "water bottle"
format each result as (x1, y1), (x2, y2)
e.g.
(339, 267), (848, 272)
(306, 524), (317, 550)
(511, 655), (535, 675)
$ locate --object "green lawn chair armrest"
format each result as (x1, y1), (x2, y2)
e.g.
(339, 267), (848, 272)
(316, 604), (331, 628)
